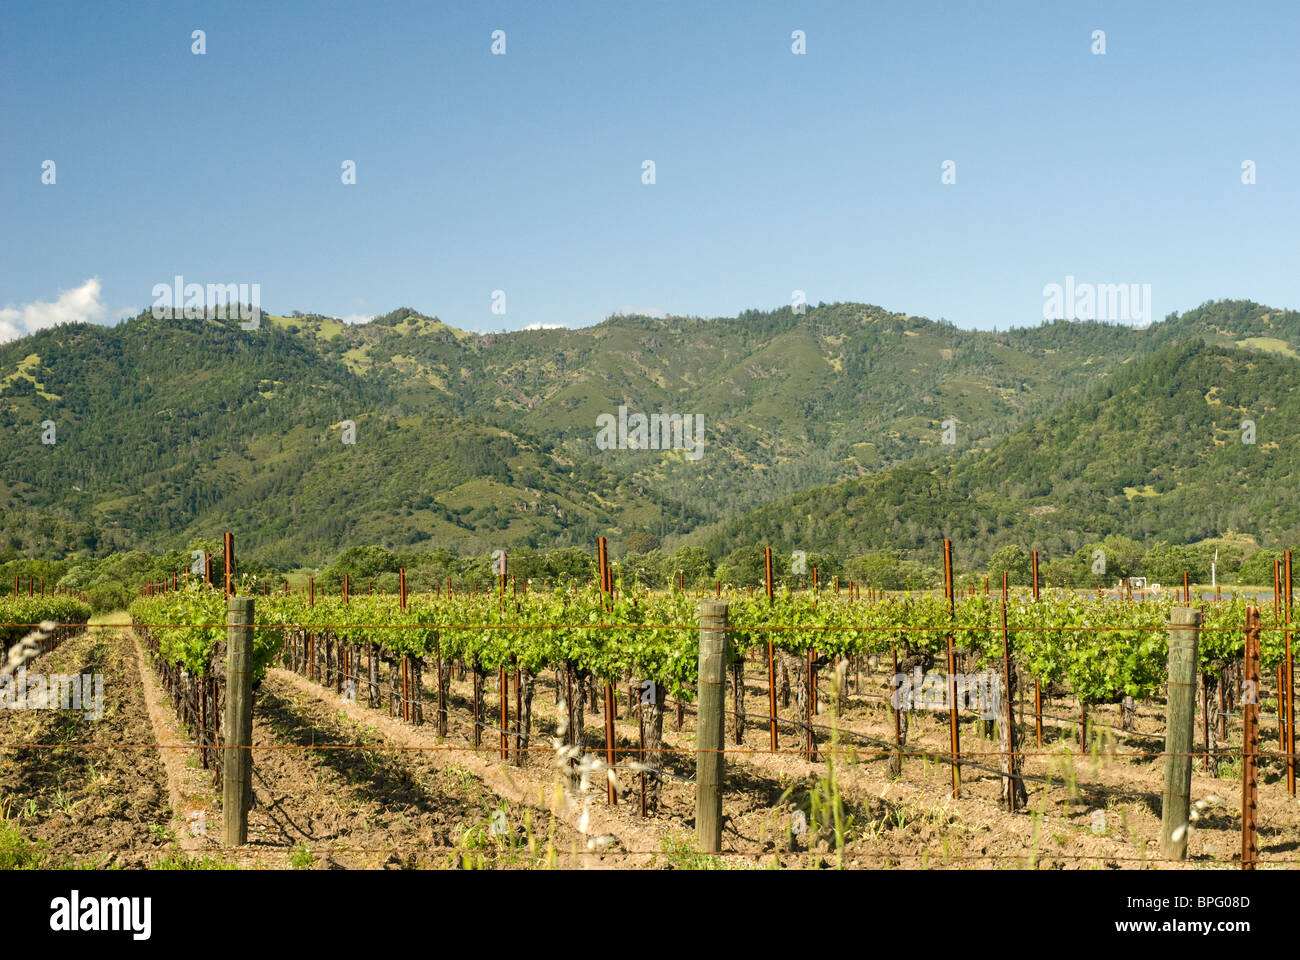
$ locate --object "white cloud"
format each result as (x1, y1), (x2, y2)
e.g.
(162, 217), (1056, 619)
(340, 313), (372, 325)
(523, 322), (567, 330)
(0, 278), (107, 344)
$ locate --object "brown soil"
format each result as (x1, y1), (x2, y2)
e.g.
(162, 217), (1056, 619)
(0, 620), (174, 867)
(7, 623), (1293, 870)
(268, 649), (1295, 869)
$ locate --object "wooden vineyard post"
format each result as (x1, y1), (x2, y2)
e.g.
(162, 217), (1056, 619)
(696, 599), (728, 854)
(1242, 606), (1261, 870)
(1160, 606), (1201, 860)
(943, 539), (960, 799)
(765, 547), (777, 752)
(224, 595), (255, 847)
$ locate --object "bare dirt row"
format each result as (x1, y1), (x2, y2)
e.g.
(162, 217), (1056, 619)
(5, 621), (1293, 869)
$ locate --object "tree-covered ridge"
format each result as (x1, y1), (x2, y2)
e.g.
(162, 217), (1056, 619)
(0, 313), (697, 565)
(2, 299), (1297, 565)
(710, 340), (1300, 570)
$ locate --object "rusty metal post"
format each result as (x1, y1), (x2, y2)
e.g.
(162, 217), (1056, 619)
(804, 646), (816, 760)
(943, 538), (960, 798)
(1217, 667), (1228, 742)
(604, 680), (617, 805)
(765, 547), (777, 753)
(1202, 669), (1211, 772)
(223, 531), (235, 596)
(1032, 549), (1042, 746)
(1288, 550), (1295, 796)
(1275, 558), (1282, 623)
(638, 694), (647, 817)
(436, 639), (447, 738)
(1243, 607), (1261, 870)
(1001, 571), (1017, 812)
(733, 653), (743, 746)
(892, 642), (902, 769)
(565, 664), (575, 747)
(513, 667), (521, 764)
(472, 664), (481, 748)
(500, 665), (508, 759)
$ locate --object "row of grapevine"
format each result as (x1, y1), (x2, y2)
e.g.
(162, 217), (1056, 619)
(126, 581), (1274, 710)
(0, 595), (93, 653)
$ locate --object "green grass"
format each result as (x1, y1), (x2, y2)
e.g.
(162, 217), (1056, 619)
(656, 834), (730, 870)
(289, 842), (314, 869)
(0, 815), (49, 869)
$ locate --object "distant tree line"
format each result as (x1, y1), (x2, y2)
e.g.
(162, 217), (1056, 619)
(11, 530), (1282, 616)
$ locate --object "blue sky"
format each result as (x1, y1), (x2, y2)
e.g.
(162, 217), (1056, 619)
(3, 0), (1298, 338)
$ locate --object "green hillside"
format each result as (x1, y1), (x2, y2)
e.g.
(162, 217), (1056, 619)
(0, 313), (696, 565)
(274, 299), (1300, 521)
(709, 339), (1300, 568)
(3, 298), (1299, 564)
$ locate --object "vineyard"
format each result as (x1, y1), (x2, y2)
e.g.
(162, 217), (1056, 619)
(3, 536), (1295, 869)
(33, 537), (1278, 870)
(0, 594), (92, 659)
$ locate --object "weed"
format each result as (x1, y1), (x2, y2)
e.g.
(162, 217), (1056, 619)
(659, 833), (727, 870)
(289, 842), (314, 869)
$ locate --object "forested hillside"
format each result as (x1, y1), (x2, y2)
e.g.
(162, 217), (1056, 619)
(710, 340), (1300, 568)
(3, 298), (1298, 563)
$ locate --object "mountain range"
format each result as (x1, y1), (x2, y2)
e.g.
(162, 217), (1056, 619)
(2, 297), (1298, 569)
